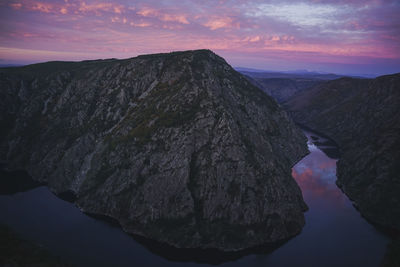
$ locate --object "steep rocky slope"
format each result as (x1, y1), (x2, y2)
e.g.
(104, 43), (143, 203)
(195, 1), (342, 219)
(285, 74), (400, 231)
(0, 50), (308, 251)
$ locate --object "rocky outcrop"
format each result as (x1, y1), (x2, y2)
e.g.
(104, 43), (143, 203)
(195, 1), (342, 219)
(285, 74), (400, 231)
(0, 49), (308, 251)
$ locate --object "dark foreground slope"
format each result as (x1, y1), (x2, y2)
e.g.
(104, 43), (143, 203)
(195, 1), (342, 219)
(0, 224), (69, 266)
(285, 74), (400, 231)
(0, 50), (308, 251)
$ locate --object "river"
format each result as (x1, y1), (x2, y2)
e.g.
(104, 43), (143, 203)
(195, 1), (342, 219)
(0, 130), (389, 266)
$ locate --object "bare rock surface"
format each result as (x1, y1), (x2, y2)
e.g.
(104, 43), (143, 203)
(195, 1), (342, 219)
(0, 50), (308, 251)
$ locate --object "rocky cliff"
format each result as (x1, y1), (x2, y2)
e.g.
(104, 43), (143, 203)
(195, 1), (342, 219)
(0, 49), (308, 251)
(285, 74), (400, 231)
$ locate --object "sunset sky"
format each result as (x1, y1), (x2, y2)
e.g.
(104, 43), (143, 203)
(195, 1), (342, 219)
(1, 0), (399, 75)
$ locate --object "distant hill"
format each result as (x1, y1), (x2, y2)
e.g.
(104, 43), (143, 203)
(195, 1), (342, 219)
(0, 64), (25, 68)
(238, 69), (347, 103)
(236, 68), (345, 80)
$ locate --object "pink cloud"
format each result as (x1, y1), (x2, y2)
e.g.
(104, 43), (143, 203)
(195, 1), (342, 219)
(31, 2), (52, 13)
(137, 7), (189, 24)
(0, 0), (399, 75)
(9, 3), (22, 9)
(129, 21), (152, 28)
(77, 2), (125, 14)
(203, 16), (239, 30)
(7, 0), (125, 15)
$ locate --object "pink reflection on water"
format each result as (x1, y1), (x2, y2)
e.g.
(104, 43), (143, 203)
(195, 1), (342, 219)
(292, 144), (348, 207)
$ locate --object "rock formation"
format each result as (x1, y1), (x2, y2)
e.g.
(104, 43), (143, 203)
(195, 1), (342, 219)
(0, 49), (308, 251)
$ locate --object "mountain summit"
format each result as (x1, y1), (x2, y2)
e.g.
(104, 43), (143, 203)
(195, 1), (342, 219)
(0, 50), (308, 251)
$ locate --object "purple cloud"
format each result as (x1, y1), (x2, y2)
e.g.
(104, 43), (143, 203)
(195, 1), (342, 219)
(0, 0), (399, 75)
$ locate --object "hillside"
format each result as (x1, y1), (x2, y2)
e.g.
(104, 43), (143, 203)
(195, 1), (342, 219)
(240, 70), (343, 103)
(285, 74), (400, 231)
(0, 50), (309, 251)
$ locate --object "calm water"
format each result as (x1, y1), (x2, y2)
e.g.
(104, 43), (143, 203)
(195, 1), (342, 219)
(0, 131), (389, 266)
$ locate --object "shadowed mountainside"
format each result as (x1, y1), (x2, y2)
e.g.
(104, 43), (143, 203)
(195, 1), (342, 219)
(0, 50), (308, 251)
(240, 70), (345, 103)
(285, 74), (400, 232)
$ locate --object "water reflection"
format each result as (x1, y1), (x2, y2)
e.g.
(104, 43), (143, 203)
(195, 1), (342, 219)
(270, 131), (389, 267)
(292, 142), (345, 206)
(0, 130), (389, 266)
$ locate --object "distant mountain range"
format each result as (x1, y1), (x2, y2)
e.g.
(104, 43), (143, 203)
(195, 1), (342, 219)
(235, 67), (378, 79)
(0, 64), (24, 68)
(238, 68), (350, 103)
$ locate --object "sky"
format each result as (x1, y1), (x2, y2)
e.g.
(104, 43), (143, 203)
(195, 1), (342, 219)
(0, 0), (399, 76)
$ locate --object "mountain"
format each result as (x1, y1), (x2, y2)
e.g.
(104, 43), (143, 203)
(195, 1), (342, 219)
(237, 69), (345, 80)
(285, 74), (400, 231)
(0, 64), (25, 68)
(243, 75), (322, 103)
(239, 70), (345, 103)
(0, 50), (309, 251)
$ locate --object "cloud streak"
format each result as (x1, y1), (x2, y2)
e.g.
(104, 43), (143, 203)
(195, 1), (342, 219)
(0, 0), (399, 75)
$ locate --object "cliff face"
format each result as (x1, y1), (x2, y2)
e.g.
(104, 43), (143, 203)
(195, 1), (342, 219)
(0, 50), (308, 251)
(285, 74), (400, 231)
